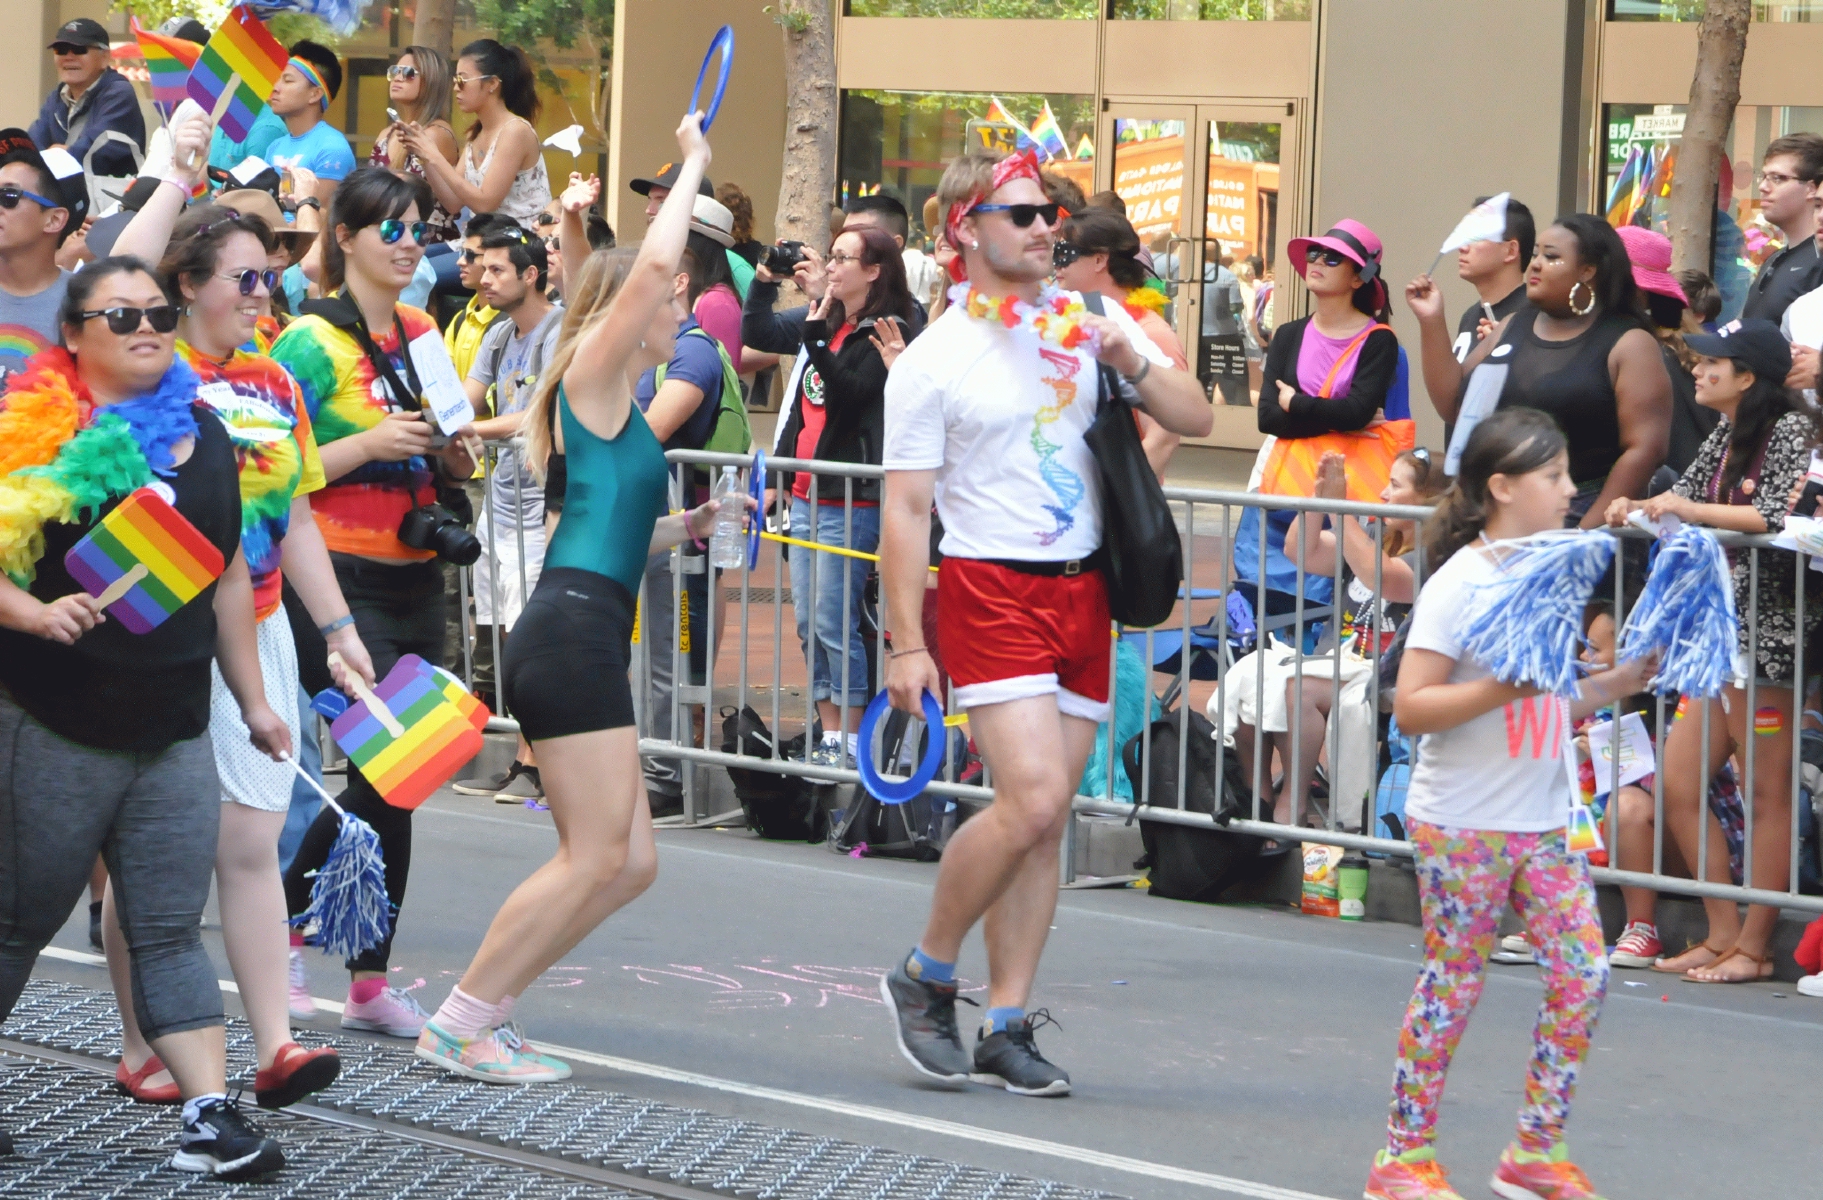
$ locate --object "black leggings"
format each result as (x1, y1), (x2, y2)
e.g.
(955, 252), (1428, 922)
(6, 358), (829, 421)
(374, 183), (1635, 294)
(283, 555), (446, 973)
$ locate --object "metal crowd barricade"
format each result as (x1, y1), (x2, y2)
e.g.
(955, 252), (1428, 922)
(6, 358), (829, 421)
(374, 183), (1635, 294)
(457, 441), (1823, 915)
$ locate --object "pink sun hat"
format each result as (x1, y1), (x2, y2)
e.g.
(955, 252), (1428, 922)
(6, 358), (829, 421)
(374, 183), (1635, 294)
(1615, 225), (1688, 305)
(1288, 217), (1386, 306)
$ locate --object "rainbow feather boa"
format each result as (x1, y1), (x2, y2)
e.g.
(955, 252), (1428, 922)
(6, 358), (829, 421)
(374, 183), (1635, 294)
(0, 349), (200, 585)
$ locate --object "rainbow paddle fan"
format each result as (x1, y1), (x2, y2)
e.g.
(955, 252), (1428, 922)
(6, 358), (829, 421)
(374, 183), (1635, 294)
(284, 755), (390, 959)
(857, 689), (947, 804)
(689, 25), (734, 132)
(329, 655), (487, 811)
(64, 487), (225, 634)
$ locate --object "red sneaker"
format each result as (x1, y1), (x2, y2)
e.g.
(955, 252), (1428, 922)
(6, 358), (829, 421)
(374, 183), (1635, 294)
(253, 1041), (340, 1109)
(1491, 1142), (1606, 1200)
(1365, 1148), (1466, 1200)
(1608, 922), (1662, 969)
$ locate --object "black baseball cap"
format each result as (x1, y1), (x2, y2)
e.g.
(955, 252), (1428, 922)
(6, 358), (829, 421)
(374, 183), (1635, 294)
(49, 18), (110, 52)
(0, 129), (88, 244)
(629, 162), (714, 198)
(1684, 317), (1793, 383)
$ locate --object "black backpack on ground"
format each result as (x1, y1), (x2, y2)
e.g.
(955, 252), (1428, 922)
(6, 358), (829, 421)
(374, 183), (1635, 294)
(828, 708), (974, 861)
(1124, 710), (1272, 902)
(720, 706), (826, 842)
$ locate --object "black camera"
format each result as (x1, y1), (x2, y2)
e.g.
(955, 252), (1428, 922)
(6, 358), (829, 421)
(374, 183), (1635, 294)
(762, 239), (808, 276)
(398, 502), (481, 565)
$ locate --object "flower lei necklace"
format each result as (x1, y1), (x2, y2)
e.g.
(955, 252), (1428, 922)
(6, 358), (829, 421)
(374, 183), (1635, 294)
(948, 281), (1100, 352)
(0, 348), (200, 584)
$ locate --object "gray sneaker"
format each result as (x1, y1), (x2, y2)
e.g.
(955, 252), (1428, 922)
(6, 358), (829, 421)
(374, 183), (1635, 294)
(807, 740), (851, 770)
(493, 764), (543, 805)
(452, 768), (514, 797)
(880, 957), (974, 1083)
(971, 1010), (1070, 1097)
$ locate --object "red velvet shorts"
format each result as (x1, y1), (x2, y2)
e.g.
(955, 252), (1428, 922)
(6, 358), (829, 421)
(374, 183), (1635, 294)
(936, 557), (1110, 722)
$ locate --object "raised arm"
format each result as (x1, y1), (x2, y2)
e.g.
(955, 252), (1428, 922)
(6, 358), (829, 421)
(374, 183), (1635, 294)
(109, 112), (213, 264)
(1405, 274), (1471, 423)
(561, 114), (709, 435)
(558, 172), (599, 275)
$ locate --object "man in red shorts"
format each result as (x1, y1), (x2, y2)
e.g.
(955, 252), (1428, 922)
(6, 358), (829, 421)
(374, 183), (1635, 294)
(878, 149), (1211, 1096)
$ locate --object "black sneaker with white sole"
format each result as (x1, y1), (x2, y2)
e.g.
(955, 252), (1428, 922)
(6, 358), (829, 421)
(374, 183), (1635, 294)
(170, 1095), (284, 1181)
(971, 1010), (1071, 1097)
(880, 958), (975, 1082)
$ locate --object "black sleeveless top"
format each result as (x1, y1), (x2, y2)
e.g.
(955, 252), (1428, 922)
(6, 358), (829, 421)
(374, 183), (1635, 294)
(1493, 309), (1638, 485)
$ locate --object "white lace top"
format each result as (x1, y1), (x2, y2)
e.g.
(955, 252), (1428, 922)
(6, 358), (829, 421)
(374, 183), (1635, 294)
(461, 117), (551, 230)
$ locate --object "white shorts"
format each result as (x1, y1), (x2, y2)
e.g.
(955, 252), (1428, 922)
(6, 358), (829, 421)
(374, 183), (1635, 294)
(209, 608), (302, 812)
(475, 519), (546, 630)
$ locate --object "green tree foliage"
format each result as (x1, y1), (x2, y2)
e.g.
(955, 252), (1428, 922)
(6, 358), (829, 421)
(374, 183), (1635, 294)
(110, 1), (334, 48)
(849, 0), (1096, 16)
(471, 0), (614, 59)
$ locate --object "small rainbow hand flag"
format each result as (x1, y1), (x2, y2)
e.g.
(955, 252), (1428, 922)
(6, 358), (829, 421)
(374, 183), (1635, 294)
(406, 656), (491, 732)
(187, 5), (289, 143)
(131, 18), (202, 117)
(64, 487), (226, 635)
(1566, 802), (1605, 856)
(331, 656), (485, 811)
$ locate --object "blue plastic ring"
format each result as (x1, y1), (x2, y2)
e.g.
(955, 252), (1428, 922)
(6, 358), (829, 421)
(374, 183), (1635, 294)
(747, 449), (765, 571)
(689, 25), (735, 133)
(856, 689), (946, 805)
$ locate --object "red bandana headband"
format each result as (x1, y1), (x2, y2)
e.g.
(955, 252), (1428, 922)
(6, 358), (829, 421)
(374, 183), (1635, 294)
(943, 150), (1045, 283)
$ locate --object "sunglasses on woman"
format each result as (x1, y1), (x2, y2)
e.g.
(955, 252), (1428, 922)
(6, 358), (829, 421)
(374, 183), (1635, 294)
(79, 305), (181, 335)
(376, 219), (430, 245)
(452, 73), (496, 89)
(385, 64), (420, 81)
(972, 202), (1062, 229)
(1305, 247), (1350, 269)
(1051, 240), (1085, 269)
(217, 269), (280, 296)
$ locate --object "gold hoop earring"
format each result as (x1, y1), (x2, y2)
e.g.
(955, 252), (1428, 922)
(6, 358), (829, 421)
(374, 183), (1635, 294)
(1569, 280), (1595, 317)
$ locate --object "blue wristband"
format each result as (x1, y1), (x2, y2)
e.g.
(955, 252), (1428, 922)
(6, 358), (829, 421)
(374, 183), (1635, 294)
(318, 614), (355, 636)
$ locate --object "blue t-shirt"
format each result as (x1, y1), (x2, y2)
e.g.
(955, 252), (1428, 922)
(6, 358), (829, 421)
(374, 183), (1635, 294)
(209, 107), (288, 172)
(264, 119), (356, 182)
(635, 317), (724, 451)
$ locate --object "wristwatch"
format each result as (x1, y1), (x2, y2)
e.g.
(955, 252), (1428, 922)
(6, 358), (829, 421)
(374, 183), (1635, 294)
(293, 196), (321, 211)
(1121, 357), (1152, 386)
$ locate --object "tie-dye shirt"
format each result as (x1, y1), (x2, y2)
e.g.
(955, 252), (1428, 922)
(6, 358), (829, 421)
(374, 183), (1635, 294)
(270, 304), (441, 561)
(178, 340), (327, 621)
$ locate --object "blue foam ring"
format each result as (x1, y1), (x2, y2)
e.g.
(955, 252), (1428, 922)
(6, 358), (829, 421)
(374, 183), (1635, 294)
(689, 25), (735, 133)
(748, 449), (766, 571)
(310, 688), (350, 721)
(857, 688), (947, 805)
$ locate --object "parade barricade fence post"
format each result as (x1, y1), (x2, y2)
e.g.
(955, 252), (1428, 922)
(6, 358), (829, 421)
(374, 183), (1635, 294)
(449, 441), (1823, 915)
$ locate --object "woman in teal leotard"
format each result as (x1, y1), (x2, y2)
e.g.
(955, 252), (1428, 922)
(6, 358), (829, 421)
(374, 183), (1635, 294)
(414, 114), (748, 1083)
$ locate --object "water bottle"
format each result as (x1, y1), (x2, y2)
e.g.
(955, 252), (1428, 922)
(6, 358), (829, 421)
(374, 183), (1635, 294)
(1795, 451), (1823, 518)
(709, 465), (747, 569)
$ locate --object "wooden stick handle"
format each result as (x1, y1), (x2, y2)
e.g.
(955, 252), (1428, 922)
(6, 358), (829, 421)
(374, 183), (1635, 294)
(92, 563), (148, 610)
(330, 651), (404, 736)
(281, 753), (346, 818)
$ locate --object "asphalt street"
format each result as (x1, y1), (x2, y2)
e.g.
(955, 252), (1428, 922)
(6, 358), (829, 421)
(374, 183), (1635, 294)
(39, 787), (1821, 1200)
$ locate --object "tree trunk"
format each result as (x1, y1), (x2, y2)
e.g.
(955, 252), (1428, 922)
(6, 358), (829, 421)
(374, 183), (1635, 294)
(412, 0), (458, 64)
(1666, 0), (1749, 275)
(774, 0), (838, 255)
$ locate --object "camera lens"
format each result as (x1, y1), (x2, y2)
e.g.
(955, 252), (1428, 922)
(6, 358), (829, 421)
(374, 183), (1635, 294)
(431, 520), (482, 566)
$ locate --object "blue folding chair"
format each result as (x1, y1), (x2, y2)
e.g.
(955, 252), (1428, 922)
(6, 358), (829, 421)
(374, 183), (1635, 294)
(1121, 591), (1256, 710)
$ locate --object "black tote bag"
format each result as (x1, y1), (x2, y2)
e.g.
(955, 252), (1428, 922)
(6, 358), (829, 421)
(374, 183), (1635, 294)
(1079, 292), (1183, 627)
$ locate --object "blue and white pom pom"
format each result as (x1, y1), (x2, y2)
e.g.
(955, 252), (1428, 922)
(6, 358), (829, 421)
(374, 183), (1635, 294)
(1458, 530), (1616, 694)
(283, 755), (393, 960)
(1619, 525), (1736, 699)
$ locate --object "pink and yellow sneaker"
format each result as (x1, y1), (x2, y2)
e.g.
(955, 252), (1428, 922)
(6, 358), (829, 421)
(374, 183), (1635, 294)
(1365, 1147), (1465, 1200)
(415, 1020), (566, 1084)
(1491, 1142), (1606, 1200)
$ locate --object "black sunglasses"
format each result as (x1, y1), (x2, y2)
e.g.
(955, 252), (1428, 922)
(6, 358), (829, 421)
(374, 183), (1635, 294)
(376, 219), (429, 245)
(218, 269), (280, 296)
(79, 305), (181, 335)
(973, 202), (1061, 229)
(0, 183), (61, 211)
(532, 212), (558, 227)
(1305, 246), (1350, 269)
(1052, 240), (1085, 269)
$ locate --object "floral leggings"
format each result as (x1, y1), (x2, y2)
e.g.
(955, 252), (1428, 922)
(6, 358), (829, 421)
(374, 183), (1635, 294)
(1386, 821), (1610, 1156)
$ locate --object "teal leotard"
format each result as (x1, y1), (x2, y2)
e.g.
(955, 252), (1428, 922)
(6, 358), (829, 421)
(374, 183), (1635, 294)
(542, 384), (670, 594)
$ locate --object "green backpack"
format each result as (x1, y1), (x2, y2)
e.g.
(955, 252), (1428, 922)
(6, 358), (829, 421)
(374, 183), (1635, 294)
(654, 326), (751, 456)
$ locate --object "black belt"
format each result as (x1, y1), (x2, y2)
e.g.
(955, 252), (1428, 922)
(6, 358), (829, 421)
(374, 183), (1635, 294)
(982, 553), (1100, 578)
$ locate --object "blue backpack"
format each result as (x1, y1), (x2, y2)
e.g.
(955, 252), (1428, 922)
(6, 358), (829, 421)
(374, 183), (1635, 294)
(1371, 715), (1413, 856)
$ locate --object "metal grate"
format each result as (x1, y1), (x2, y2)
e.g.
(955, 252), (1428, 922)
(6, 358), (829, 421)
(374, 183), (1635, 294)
(3, 982), (1125, 1200)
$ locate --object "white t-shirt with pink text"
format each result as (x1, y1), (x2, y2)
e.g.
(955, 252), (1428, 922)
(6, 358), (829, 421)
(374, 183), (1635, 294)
(1402, 546), (1573, 833)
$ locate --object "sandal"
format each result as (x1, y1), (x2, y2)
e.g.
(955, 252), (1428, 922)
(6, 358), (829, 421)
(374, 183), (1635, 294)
(1649, 940), (1727, 975)
(1683, 945), (1775, 984)
(253, 1041), (340, 1109)
(114, 1053), (180, 1104)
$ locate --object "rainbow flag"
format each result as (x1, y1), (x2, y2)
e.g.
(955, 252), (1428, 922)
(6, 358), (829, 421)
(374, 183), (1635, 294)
(1030, 100), (1070, 162)
(1605, 143), (1648, 228)
(984, 97), (1040, 157)
(187, 5), (289, 143)
(131, 18), (202, 117)
(331, 657), (485, 810)
(63, 488), (226, 635)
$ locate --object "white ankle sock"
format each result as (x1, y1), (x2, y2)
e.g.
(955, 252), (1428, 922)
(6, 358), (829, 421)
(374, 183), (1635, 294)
(494, 992), (519, 1025)
(431, 986), (497, 1039)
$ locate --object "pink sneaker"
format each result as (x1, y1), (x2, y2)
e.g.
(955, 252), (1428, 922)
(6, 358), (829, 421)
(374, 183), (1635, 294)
(287, 950), (315, 1021)
(415, 1020), (566, 1083)
(340, 984), (429, 1038)
(1607, 922), (1662, 969)
(1491, 1143), (1606, 1200)
(1365, 1148), (1465, 1200)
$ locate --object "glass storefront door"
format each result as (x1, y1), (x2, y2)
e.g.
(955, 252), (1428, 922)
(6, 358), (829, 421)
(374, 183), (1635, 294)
(1101, 101), (1294, 448)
